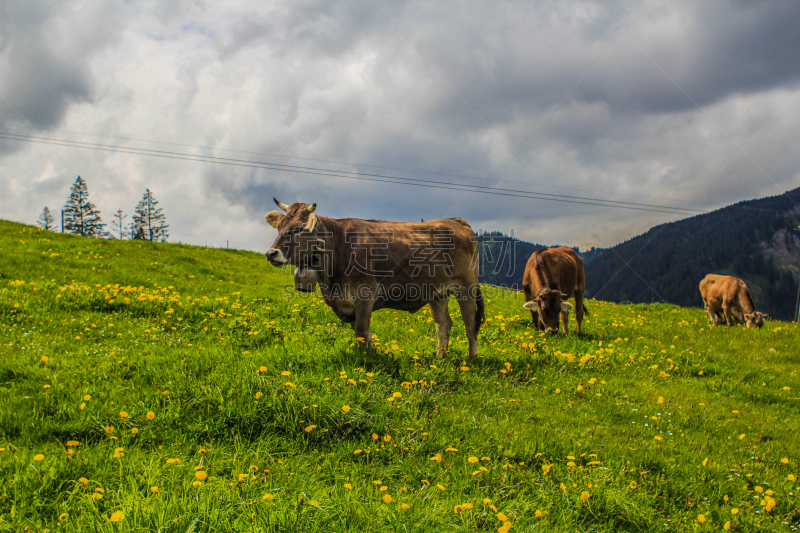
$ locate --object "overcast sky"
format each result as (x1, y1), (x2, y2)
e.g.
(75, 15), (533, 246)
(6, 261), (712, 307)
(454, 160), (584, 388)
(1, 0), (800, 252)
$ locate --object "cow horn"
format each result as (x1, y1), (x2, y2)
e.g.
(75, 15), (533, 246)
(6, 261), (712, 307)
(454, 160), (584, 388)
(273, 198), (289, 212)
(307, 202), (317, 213)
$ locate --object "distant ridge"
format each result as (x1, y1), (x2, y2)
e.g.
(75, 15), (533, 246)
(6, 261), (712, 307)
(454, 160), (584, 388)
(584, 188), (800, 320)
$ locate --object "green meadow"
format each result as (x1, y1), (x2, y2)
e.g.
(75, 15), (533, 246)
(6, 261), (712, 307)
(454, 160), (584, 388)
(1, 219), (799, 532)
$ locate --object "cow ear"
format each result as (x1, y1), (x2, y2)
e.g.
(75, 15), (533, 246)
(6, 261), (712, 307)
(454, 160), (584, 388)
(265, 210), (283, 228)
(560, 301), (574, 312)
(522, 300), (538, 310)
(744, 313), (753, 319)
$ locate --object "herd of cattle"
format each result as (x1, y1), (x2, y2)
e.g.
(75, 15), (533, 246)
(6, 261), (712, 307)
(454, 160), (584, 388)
(265, 200), (764, 359)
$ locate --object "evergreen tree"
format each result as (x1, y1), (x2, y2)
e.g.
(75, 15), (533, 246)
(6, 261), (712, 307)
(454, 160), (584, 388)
(63, 176), (106, 237)
(37, 207), (56, 231)
(110, 209), (130, 240)
(132, 189), (169, 242)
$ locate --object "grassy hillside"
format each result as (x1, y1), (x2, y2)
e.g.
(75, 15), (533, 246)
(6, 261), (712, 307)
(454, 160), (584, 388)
(1, 220), (799, 532)
(585, 188), (800, 320)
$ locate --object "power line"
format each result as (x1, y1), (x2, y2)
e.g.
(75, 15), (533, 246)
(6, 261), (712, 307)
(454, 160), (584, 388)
(0, 131), (708, 215)
(22, 127), (706, 206)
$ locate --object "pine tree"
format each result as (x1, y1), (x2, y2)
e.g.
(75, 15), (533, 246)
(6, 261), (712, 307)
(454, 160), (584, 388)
(110, 209), (129, 240)
(132, 189), (169, 242)
(37, 207), (56, 231)
(63, 176), (106, 237)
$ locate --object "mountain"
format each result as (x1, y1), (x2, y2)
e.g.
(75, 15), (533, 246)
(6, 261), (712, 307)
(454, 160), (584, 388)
(584, 188), (800, 320)
(476, 231), (603, 289)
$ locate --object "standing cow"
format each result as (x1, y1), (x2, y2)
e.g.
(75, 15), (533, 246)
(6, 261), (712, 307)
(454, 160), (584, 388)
(699, 274), (764, 329)
(265, 199), (485, 358)
(521, 247), (587, 334)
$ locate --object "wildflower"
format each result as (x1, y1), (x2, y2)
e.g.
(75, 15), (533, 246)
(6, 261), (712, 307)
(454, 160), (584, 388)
(654, 436), (663, 442)
(581, 491), (590, 501)
(445, 447), (459, 452)
(460, 365), (469, 371)
(658, 396), (664, 404)
(373, 480), (382, 486)
(284, 382), (296, 388)
(535, 510), (543, 517)
(739, 434), (746, 440)
(383, 494), (392, 503)
(731, 508), (739, 515)
(263, 493), (275, 500)
(344, 483), (352, 490)
(131, 428), (138, 435)
(702, 457), (709, 466)
(430, 454), (442, 463)
(150, 487), (160, 493)
(629, 481), (637, 489)
(468, 456), (479, 463)
(237, 474), (248, 483)
(697, 514), (706, 523)
(119, 412), (128, 418)
(555, 389), (561, 394)
(437, 483), (445, 491)
(342, 405), (351, 413)
(782, 458), (790, 464)
(78, 477), (89, 485)
(195, 471), (207, 481)
(462, 503), (473, 510)
(401, 503), (410, 509)
(354, 450), (362, 455)
(497, 512), (508, 521)
(380, 486), (388, 492)
(58, 513), (68, 521)
(789, 474), (796, 481)
(281, 371), (290, 377)
(383, 434), (391, 442)
(255, 392), (263, 399)
(483, 498), (492, 504)
(305, 425), (317, 432)
(146, 412), (155, 420)
(192, 480), (202, 487)
(109, 511), (124, 522)
(372, 433), (379, 441)
(392, 345), (399, 350)
(83, 395), (91, 401)
(724, 521), (731, 531)
(33, 454), (44, 461)
(104, 426), (114, 434)
(259, 366), (267, 373)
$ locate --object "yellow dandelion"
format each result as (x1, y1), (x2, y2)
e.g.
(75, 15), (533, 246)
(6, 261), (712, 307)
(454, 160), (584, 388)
(255, 392), (263, 399)
(305, 425), (317, 432)
(724, 521), (731, 531)
(131, 428), (138, 435)
(146, 411), (155, 420)
(430, 454), (442, 463)
(344, 483), (352, 490)
(83, 394), (91, 401)
(281, 371), (291, 377)
(150, 487), (160, 493)
(401, 503), (410, 509)
(263, 493), (275, 500)
(497, 512), (508, 521)
(781, 458), (789, 464)
(468, 456), (479, 463)
(342, 405), (351, 412)
(119, 411), (128, 418)
(383, 494), (392, 503)
(33, 454), (44, 461)
(658, 396), (664, 404)
(535, 510), (543, 517)
(195, 471), (207, 481)
(789, 474), (796, 481)
(731, 508), (739, 515)
(697, 514), (706, 523)
(581, 491), (590, 501)
(78, 477), (89, 485)
(192, 480), (202, 487)
(109, 511), (124, 522)
(437, 483), (445, 491)
(58, 513), (69, 521)
(383, 434), (391, 442)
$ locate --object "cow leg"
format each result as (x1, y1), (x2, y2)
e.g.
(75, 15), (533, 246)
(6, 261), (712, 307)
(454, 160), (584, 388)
(574, 291), (585, 335)
(353, 300), (375, 349)
(429, 298), (452, 358)
(456, 295), (478, 360)
(560, 309), (569, 334)
(723, 305), (734, 327)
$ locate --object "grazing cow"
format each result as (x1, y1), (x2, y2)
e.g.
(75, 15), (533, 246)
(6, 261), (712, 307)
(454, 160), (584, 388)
(265, 199), (485, 358)
(699, 274), (764, 329)
(521, 247), (587, 334)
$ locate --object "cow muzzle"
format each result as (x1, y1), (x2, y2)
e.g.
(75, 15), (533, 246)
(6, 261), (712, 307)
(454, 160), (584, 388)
(266, 248), (286, 266)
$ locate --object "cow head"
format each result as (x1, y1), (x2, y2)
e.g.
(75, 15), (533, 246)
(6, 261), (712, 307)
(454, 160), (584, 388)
(744, 311), (764, 329)
(265, 198), (321, 267)
(522, 288), (573, 333)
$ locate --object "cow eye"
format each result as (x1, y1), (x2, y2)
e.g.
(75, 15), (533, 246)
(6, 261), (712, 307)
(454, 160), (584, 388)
(283, 228), (303, 237)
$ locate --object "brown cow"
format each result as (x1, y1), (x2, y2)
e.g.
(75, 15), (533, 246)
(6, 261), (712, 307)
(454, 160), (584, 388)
(265, 199), (485, 358)
(699, 274), (764, 329)
(521, 247), (586, 334)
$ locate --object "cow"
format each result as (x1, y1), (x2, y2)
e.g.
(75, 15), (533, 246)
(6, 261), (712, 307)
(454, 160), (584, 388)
(264, 199), (485, 358)
(699, 274), (764, 329)
(521, 247), (587, 334)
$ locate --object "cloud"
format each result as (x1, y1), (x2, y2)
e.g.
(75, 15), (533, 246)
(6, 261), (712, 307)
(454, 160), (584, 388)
(1, 0), (800, 256)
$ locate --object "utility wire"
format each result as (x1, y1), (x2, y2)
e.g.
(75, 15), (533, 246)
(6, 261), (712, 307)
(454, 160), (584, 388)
(0, 131), (709, 215)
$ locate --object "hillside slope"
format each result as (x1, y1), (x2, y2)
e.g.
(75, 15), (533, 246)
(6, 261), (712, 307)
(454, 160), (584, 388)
(1, 220), (799, 532)
(585, 189), (800, 319)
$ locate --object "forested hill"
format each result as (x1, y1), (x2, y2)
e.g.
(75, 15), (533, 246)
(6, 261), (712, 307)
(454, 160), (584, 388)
(476, 231), (603, 289)
(584, 188), (800, 320)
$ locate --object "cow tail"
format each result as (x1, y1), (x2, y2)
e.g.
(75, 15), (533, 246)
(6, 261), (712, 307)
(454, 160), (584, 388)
(475, 286), (485, 334)
(582, 304), (590, 316)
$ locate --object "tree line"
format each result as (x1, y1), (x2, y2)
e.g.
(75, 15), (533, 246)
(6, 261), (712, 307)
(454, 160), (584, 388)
(37, 176), (169, 242)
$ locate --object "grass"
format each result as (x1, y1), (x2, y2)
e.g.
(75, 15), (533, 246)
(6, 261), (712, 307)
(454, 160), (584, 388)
(0, 219), (799, 532)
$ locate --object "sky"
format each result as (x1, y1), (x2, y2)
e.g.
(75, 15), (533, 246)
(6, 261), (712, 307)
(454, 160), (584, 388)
(1, 0), (800, 252)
